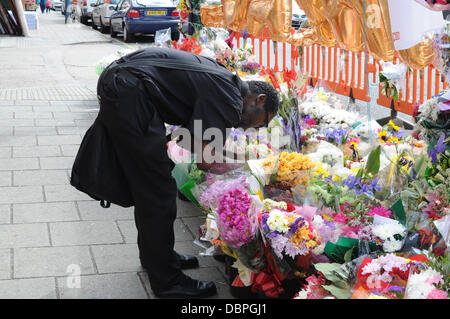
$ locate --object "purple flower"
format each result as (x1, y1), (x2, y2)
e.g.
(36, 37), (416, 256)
(240, 29), (250, 40)
(436, 133), (446, 153)
(387, 285), (405, 292)
(429, 149), (438, 164)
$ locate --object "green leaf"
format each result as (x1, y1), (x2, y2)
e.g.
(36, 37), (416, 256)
(344, 246), (355, 263)
(355, 168), (364, 179)
(322, 284), (351, 299)
(365, 146), (381, 175)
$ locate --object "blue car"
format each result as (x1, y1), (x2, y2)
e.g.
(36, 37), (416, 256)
(109, 0), (180, 43)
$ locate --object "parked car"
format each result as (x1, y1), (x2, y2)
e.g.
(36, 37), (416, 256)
(292, 2), (307, 29)
(92, 0), (119, 33)
(51, 0), (63, 10)
(109, 0), (180, 43)
(75, 0), (98, 24)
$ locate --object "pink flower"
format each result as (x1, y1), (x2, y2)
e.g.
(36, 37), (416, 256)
(367, 206), (392, 218)
(427, 289), (448, 299)
(216, 188), (255, 249)
(334, 212), (348, 224)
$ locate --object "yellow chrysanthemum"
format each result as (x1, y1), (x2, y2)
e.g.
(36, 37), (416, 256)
(388, 120), (400, 131)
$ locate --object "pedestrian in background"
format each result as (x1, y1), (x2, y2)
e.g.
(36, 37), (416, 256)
(46, 0), (51, 13)
(39, 0), (46, 13)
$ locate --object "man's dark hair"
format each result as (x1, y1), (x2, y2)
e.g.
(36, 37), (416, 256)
(247, 81), (280, 114)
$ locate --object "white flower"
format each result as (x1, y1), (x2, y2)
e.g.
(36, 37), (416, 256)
(382, 239), (404, 252)
(371, 223), (407, 241)
(405, 269), (443, 299)
(266, 209), (290, 233)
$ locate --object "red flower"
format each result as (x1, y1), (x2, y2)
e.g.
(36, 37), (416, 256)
(282, 69), (298, 83)
(307, 118), (317, 126)
(285, 202), (296, 212)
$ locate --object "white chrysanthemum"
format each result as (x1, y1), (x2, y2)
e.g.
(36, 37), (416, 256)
(261, 199), (287, 212)
(382, 239), (404, 252)
(371, 223), (406, 241)
(266, 209), (290, 233)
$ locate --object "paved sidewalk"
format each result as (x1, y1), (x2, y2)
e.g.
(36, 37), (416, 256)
(0, 11), (232, 299)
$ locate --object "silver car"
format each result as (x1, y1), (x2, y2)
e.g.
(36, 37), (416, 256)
(92, 0), (119, 33)
(51, 0), (63, 10)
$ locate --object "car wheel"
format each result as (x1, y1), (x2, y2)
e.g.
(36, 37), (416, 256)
(99, 18), (108, 34)
(92, 19), (97, 29)
(171, 31), (180, 41)
(123, 25), (134, 43)
(110, 24), (118, 38)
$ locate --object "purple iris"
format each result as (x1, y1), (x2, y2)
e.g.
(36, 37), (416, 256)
(429, 133), (446, 164)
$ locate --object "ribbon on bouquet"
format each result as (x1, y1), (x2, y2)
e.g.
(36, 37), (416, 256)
(250, 271), (285, 298)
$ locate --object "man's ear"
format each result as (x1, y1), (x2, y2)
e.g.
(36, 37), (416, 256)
(256, 94), (267, 108)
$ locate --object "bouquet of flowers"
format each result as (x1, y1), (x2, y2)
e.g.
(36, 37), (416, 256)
(95, 48), (137, 75)
(352, 254), (419, 298)
(259, 199), (320, 276)
(262, 151), (315, 189)
(415, 0), (450, 11)
(405, 264), (448, 299)
(371, 215), (407, 253)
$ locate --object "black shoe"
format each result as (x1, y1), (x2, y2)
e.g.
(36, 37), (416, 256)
(141, 254), (199, 270)
(153, 275), (217, 298)
(213, 254), (226, 262)
(178, 254), (199, 269)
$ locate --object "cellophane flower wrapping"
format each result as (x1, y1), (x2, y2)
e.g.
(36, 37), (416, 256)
(195, 170), (251, 212)
(259, 199), (320, 277)
(404, 263), (448, 299)
(353, 254), (416, 298)
(215, 188), (267, 273)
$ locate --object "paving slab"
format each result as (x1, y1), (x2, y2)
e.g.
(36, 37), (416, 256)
(57, 273), (148, 299)
(0, 249), (10, 279)
(14, 170), (69, 186)
(14, 246), (96, 278)
(0, 278), (57, 299)
(14, 126), (58, 136)
(50, 221), (123, 246)
(13, 145), (61, 158)
(0, 147), (11, 158)
(91, 244), (143, 274)
(0, 185), (44, 204)
(0, 171), (11, 186)
(0, 158), (39, 171)
(40, 157), (75, 169)
(13, 202), (79, 223)
(77, 201), (134, 221)
(0, 205), (10, 224)
(44, 184), (91, 201)
(0, 223), (50, 248)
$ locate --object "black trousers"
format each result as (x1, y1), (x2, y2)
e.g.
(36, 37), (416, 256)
(97, 67), (182, 291)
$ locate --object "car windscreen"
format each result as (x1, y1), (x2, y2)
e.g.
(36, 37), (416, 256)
(133, 0), (174, 7)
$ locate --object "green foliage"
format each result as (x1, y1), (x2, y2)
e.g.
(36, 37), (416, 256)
(365, 146), (381, 175)
(314, 263), (351, 299)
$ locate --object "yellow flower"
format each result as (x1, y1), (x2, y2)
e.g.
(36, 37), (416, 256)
(377, 130), (388, 144)
(387, 136), (399, 144)
(388, 120), (400, 131)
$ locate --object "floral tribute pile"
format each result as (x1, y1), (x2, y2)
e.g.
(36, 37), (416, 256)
(97, 27), (448, 299)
